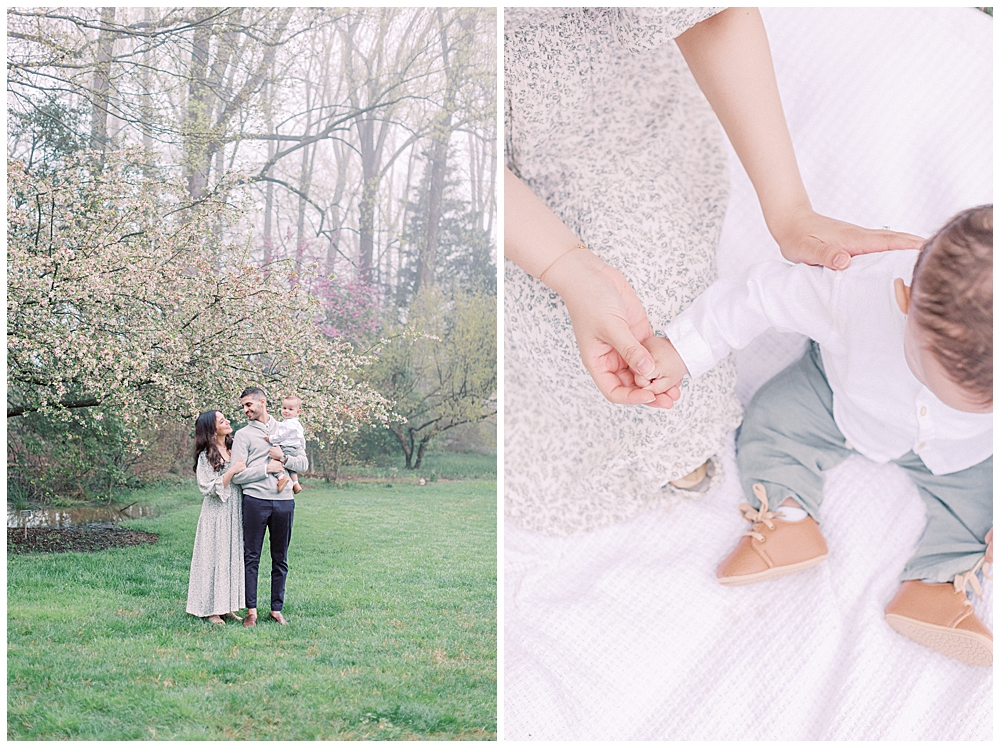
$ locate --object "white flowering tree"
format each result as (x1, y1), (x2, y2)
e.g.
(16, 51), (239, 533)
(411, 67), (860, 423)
(7, 152), (390, 443)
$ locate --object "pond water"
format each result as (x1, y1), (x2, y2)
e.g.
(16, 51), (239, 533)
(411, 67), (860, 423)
(6, 503), (160, 529)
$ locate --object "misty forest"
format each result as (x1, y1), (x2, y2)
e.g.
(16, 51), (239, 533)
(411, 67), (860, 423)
(7, 6), (498, 501)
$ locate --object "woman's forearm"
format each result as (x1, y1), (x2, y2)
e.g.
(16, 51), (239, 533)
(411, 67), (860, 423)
(221, 460), (246, 488)
(504, 166), (589, 285)
(502, 168), (664, 399)
(675, 8), (810, 240)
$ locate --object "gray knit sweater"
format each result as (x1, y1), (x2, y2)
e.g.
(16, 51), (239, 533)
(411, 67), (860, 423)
(231, 417), (307, 500)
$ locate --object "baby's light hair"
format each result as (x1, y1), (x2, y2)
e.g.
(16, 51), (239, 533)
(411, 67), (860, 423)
(910, 205), (992, 406)
(282, 394), (303, 409)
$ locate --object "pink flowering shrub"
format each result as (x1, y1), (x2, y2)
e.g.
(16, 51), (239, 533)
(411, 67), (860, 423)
(311, 274), (381, 348)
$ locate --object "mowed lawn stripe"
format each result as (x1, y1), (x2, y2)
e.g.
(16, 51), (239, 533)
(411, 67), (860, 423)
(8, 480), (497, 740)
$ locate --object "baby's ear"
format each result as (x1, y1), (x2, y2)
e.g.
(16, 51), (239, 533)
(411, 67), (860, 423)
(893, 278), (910, 314)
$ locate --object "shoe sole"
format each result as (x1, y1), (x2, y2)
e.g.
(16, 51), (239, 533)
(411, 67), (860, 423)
(885, 614), (993, 667)
(717, 554), (828, 586)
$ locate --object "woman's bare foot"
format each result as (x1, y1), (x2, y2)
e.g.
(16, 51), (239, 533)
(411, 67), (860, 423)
(222, 612), (243, 623)
(206, 614), (225, 625)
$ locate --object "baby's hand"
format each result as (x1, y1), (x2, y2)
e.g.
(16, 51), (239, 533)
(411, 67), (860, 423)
(633, 336), (688, 407)
(265, 436), (272, 443)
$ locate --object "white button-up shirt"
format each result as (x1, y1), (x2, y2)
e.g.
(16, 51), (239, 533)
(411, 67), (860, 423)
(664, 250), (992, 476)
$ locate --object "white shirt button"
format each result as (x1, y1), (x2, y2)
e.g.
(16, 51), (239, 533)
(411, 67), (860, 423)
(919, 406), (927, 417)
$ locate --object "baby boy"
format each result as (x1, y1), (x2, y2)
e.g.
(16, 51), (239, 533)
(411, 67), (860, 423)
(266, 394), (306, 495)
(642, 205), (993, 666)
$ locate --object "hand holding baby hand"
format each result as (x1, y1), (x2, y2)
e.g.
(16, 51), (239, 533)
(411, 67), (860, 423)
(633, 336), (688, 409)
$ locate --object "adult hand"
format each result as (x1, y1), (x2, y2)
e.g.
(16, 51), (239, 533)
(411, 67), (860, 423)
(772, 206), (924, 271)
(634, 337), (688, 404)
(544, 249), (667, 406)
(266, 459), (284, 474)
(222, 460), (247, 487)
(268, 446), (284, 461)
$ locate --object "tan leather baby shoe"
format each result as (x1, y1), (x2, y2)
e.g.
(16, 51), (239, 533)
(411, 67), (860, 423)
(885, 563), (992, 667)
(716, 484), (829, 586)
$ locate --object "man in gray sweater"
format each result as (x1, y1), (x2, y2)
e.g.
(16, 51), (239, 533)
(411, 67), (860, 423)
(231, 386), (307, 626)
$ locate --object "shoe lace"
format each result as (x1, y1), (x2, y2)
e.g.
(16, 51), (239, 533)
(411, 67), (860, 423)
(739, 484), (782, 542)
(953, 554), (992, 606)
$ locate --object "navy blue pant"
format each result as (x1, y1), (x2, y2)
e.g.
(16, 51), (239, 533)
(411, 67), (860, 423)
(242, 496), (294, 611)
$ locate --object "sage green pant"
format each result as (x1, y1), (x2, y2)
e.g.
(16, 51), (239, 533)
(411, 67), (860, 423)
(736, 343), (991, 583)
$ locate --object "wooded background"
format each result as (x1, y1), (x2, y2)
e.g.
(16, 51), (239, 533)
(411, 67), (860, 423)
(7, 7), (497, 502)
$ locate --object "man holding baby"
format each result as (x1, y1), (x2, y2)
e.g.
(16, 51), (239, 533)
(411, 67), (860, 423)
(230, 386), (307, 627)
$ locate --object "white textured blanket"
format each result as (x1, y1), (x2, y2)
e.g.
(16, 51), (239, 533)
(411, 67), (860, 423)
(503, 8), (993, 741)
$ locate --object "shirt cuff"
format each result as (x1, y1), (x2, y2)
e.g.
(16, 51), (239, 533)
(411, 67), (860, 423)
(664, 314), (716, 379)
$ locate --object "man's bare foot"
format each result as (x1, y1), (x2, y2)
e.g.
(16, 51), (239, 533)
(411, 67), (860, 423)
(243, 608), (258, 627)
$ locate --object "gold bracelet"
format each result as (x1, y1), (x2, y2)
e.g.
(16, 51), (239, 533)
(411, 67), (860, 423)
(537, 243), (589, 285)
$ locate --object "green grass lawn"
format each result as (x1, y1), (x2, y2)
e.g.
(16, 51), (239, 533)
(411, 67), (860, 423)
(335, 451), (497, 482)
(7, 477), (497, 740)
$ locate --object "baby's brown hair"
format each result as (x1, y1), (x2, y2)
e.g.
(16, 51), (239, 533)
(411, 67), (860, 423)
(910, 205), (992, 406)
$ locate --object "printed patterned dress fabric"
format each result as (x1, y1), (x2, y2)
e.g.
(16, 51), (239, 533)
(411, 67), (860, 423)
(504, 7), (743, 535)
(186, 452), (246, 617)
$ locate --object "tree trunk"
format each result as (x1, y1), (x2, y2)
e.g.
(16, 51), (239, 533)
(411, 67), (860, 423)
(184, 9), (214, 200)
(89, 7), (116, 156)
(394, 145), (419, 309)
(415, 10), (460, 295)
(261, 73), (276, 273)
(140, 8), (154, 157)
(294, 140), (316, 276)
(263, 158), (275, 269)
(389, 422), (414, 469)
(413, 437), (432, 470)
(324, 140), (350, 276)
(415, 121), (451, 294)
(357, 116), (379, 283)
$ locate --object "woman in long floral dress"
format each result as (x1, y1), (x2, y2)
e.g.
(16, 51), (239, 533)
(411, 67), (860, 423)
(186, 410), (247, 624)
(504, 8), (923, 535)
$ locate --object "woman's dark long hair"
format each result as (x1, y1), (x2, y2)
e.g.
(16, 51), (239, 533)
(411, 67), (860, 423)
(193, 410), (234, 474)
